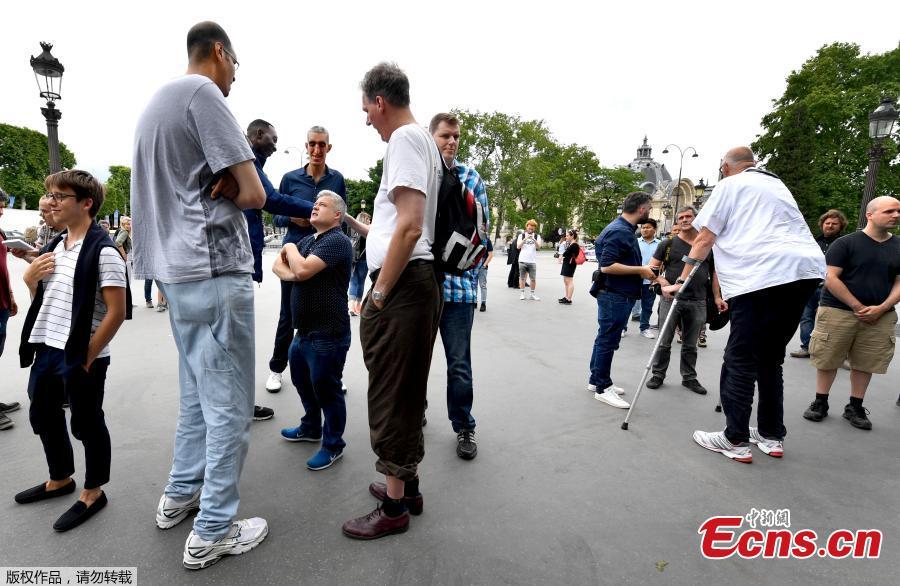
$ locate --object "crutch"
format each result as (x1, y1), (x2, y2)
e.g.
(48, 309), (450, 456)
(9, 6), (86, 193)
(621, 255), (705, 430)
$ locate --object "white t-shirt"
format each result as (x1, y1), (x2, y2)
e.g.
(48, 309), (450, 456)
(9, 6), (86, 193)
(517, 232), (541, 264)
(29, 239), (127, 358)
(366, 124), (442, 272)
(692, 168), (825, 299)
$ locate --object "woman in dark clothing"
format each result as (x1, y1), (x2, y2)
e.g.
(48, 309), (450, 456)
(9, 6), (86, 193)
(559, 229), (580, 304)
(506, 232), (522, 288)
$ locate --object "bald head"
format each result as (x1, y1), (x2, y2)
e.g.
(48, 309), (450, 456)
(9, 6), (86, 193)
(720, 146), (756, 178)
(864, 195), (900, 233)
(866, 195), (899, 214)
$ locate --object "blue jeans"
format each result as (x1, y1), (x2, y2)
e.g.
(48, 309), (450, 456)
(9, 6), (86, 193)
(348, 260), (368, 301)
(797, 283), (823, 350)
(158, 274), (255, 542)
(0, 308), (9, 356)
(477, 266), (488, 303)
(630, 284), (656, 331)
(269, 279), (294, 373)
(144, 279), (153, 303)
(589, 290), (633, 390)
(288, 332), (351, 452)
(439, 302), (476, 432)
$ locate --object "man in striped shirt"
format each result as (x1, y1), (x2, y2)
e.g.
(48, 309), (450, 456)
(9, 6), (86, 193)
(430, 113), (490, 460)
(16, 170), (128, 532)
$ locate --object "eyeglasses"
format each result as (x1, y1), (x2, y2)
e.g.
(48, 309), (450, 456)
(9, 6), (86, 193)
(222, 47), (240, 72)
(45, 192), (77, 203)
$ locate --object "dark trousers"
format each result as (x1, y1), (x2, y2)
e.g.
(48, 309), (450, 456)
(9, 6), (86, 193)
(588, 290), (633, 389)
(721, 279), (819, 444)
(288, 332), (351, 452)
(144, 279), (153, 303)
(360, 263), (442, 481)
(797, 283), (823, 350)
(27, 345), (111, 489)
(439, 302), (476, 432)
(653, 298), (705, 381)
(630, 284), (656, 332)
(269, 279), (295, 373)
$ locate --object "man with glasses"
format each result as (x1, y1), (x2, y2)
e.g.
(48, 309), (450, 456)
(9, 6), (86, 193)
(131, 21), (269, 570)
(264, 126), (346, 394)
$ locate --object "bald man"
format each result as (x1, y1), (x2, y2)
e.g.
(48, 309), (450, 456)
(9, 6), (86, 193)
(803, 196), (900, 430)
(663, 146), (825, 463)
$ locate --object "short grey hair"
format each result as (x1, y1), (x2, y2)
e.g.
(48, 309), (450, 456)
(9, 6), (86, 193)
(317, 190), (345, 222)
(360, 62), (410, 107)
(307, 125), (329, 143)
(676, 205), (697, 217)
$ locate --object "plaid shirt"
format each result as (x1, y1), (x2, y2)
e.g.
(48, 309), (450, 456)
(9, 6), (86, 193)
(442, 162), (490, 304)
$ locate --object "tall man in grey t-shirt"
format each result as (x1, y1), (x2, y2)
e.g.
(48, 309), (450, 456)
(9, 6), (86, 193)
(130, 21), (269, 571)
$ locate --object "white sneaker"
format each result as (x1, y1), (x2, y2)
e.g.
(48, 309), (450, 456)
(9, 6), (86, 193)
(530, 292), (541, 301)
(594, 389), (630, 408)
(265, 372), (282, 392)
(183, 517), (269, 570)
(156, 491), (201, 529)
(519, 291), (526, 300)
(589, 383), (625, 395)
(640, 330), (656, 339)
(620, 330), (627, 338)
(692, 430), (752, 463)
(749, 427), (784, 458)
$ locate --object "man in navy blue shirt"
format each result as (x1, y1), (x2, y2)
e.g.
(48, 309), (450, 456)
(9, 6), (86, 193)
(272, 191), (353, 471)
(243, 119), (314, 422)
(265, 126), (347, 394)
(588, 191), (655, 408)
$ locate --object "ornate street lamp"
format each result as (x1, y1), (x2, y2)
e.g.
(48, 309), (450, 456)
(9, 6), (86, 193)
(858, 96), (899, 229)
(30, 42), (65, 174)
(662, 144), (698, 231)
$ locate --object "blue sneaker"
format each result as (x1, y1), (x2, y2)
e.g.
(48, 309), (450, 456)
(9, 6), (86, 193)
(280, 426), (322, 443)
(306, 448), (343, 471)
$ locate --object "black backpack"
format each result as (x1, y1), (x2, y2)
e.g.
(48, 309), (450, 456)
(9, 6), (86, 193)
(432, 160), (486, 276)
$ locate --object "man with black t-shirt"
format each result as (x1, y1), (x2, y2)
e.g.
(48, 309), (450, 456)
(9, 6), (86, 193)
(647, 206), (725, 395)
(804, 196), (900, 430)
(272, 191), (352, 469)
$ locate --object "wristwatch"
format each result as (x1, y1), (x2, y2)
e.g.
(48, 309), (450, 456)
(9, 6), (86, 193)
(675, 279), (686, 285)
(372, 290), (386, 303)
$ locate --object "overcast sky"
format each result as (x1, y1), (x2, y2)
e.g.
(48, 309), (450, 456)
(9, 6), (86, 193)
(2, 0), (897, 189)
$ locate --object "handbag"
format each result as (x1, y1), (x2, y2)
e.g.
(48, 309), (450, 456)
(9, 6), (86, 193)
(575, 247), (586, 265)
(589, 269), (605, 298)
(705, 278), (730, 330)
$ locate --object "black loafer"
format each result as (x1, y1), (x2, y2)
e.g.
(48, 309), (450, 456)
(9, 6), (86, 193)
(15, 480), (77, 504)
(53, 492), (107, 532)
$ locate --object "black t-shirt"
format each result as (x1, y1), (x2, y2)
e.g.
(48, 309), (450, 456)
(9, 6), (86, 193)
(562, 242), (580, 263)
(652, 236), (713, 301)
(291, 227), (353, 338)
(820, 232), (900, 312)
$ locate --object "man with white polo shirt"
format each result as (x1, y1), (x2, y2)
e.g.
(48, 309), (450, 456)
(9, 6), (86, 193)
(664, 146), (824, 463)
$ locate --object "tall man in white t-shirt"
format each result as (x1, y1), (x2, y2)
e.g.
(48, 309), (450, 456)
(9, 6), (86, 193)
(664, 147), (825, 463)
(131, 22), (268, 570)
(340, 62), (443, 541)
(517, 219), (542, 300)
(16, 170), (127, 532)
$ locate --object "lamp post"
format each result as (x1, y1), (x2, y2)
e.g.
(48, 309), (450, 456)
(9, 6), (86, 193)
(30, 42), (65, 174)
(858, 96), (899, 230)
(283, 146), (306, 167)
(662, 143), (698, 232)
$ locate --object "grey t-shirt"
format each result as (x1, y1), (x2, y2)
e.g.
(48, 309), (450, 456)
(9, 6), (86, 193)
(130, 74), (255, 283)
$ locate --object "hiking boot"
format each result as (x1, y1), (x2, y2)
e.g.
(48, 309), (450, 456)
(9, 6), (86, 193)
(749, 427), (784, 458)
(157, 490), (201, 529)
(790, 348), (810, 358)
(646, 375), (664, 389)
(843, 403), (872, 430)
(802, 400), (828, 422)
(342, 505), (409, 540)
(183, 517), (269, 570)
(682, 380), (707, 395)
(369, 482), (424, 515)
(692, 430), (752, 463)
(456, 430), (477, 460)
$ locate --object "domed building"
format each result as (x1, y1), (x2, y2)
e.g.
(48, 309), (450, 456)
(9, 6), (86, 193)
(626, 136), (697, 232)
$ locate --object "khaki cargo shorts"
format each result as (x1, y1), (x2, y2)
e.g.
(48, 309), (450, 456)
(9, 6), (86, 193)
(809, 306), (897, 374)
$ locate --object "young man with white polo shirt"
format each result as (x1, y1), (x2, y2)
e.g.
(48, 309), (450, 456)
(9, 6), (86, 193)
(16, 170), (128, 532)
(663, 147), (825, 463)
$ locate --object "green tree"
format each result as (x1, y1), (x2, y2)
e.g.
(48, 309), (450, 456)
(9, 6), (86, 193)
(752, 43), (900, 228)
(0, 123), (76, 209)
(102, 165), (130, 220)
(578, 166), (643, 239)
(345, 158), (382, 218)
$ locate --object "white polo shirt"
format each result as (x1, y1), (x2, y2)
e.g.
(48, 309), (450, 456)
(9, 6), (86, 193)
(692, 168), (825, 299)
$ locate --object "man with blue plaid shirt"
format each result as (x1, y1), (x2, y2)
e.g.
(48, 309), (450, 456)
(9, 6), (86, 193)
(430, 113), (489, 460)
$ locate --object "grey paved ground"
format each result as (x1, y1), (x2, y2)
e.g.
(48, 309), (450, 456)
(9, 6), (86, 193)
(1, 251), (898, 585)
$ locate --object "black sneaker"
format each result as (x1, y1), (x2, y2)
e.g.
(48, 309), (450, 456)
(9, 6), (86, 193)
(456, 430), (477, 460)
(0, 412), (13, 430)
(646, 375), (664, 389)
(682, 380), (707, 395)
(253, 405), (274, 421)
(843, 404), (872, 430)
(0, 402), (20, 414)
(480, 303), (486, 312)
(802, 400), (828, 422)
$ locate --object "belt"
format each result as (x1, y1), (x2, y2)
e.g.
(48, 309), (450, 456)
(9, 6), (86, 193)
(370, 259), (433, 283)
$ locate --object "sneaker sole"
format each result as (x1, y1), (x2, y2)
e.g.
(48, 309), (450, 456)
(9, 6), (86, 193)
(692, 434), (752, 463)
(281, 435), (322, 443)
(307, 452), (343, 471)
(183, 524), (269, 570)
(265, 387), (281, 394)
(253, 413), (274, 421)
(802, 412), (826, 422)
(456, 447), (477, 460)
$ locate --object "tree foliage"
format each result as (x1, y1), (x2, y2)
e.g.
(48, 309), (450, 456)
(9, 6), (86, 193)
(345, 158), (382, 218)
(101, 165), (130, 220)
(752, 43), (900, 228)
(0, 123), (76, 209)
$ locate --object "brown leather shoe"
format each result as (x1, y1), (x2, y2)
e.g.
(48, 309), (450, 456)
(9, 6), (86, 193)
(342, 505), (409, 540)
(368, 482), (424, 515)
